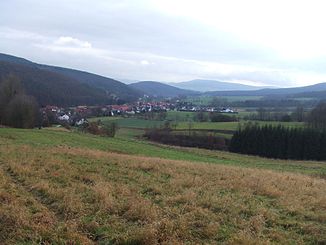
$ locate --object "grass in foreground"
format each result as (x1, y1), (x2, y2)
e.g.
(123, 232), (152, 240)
(0, 128), (326, 244)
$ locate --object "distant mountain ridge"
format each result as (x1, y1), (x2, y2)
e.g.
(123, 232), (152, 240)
(1, 53), (326, 105)
(0, 53), (141, 106)
(129, 81), (199, 98)
(171, 79), (269, 92)
(205, 82), (326, 97)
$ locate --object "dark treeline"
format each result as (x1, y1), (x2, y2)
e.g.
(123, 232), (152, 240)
(144, 127), (229, 151)
(193, 111), (238, 122)
(244, 107), (305, 122)
(229, 124), (326, 160)
(229, 99), (317, 108)
(208, 96), (318, 109)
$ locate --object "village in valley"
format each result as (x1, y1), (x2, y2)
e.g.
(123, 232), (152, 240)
(2, 1), (326, 243)
(42, 100), (236, 127)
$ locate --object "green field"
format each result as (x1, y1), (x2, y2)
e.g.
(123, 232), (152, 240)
(0, 128), (323, 175)
(90, 115), (304, 132)
(88, 115), (305, 143)
(166, 110), (199, 121)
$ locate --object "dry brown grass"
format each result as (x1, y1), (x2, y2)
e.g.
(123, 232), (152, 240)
(0, 144), (325, 244)
(0, 166), (92, 244)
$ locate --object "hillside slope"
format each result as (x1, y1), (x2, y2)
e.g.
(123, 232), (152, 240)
(39, 65), (141, 102)
(0, 128), (325, 244)
(129, 81), (199, 97)
(0, 61), (111, 106)
(0, 53), (141, 104)
(205, 82), (326, 97)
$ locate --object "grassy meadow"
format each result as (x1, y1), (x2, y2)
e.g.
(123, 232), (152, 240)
(0, 127), (326, 244)
(91, 114), (304, 131)
(89, 114), (304, 141)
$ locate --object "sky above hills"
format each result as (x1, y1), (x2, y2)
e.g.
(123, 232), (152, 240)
(1, 0), (326, 87)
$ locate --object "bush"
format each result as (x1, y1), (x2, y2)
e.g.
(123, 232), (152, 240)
(83, 122), (102, 135)
(210, 113), (237, 122)
(102, 122), (118, 137)
(80, 121), (118, 137)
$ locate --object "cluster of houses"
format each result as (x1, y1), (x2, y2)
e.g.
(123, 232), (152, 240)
(41, 102), (236, 126)
(41, 105), (88, 126)
(178, 105), (235, 113)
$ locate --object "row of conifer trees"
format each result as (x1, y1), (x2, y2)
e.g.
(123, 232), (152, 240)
(229, 124), (326, 160)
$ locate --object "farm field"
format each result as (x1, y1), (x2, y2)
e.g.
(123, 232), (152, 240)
(90, 115), (304, 131)
(89, 115), (305, 142)
(0, 128), (325, 244)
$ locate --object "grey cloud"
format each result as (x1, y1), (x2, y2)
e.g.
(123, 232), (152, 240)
(0, 0), (274, 63)
(1, 0), (326, 86)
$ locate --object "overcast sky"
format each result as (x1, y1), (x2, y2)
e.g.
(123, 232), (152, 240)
(1, 0), (326, 87)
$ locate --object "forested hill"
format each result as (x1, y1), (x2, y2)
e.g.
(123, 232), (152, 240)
(0, 61), (111, 106)
(129, 81), (199, 98)
(205, 82), (326, 97)
(0, 53), (141, 106)
(38, 65), (140, 103)
(172, 79), (267, 92)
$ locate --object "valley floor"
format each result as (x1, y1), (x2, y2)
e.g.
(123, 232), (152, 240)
(0, 128), (325, 244)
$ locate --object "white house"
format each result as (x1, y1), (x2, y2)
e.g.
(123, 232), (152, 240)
(220, 108), (234, 113)
(58, 114), (70, 121)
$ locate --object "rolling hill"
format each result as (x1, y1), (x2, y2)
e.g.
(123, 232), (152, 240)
(171, 79), (268, 92)
(0, 61), (111, 106)
(0, 53), (141, 106)
(205, 82), (326, 98)
(2, 53), (326, 105)
(38, 65), (140, 102)
(293, 90), (326, 99)
(129, 81), (199, 98)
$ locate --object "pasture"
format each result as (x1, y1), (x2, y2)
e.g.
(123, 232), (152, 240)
(0, 128), (325, 244)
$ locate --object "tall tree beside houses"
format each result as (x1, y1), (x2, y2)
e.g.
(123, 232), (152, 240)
(0, 74), (39, 128)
